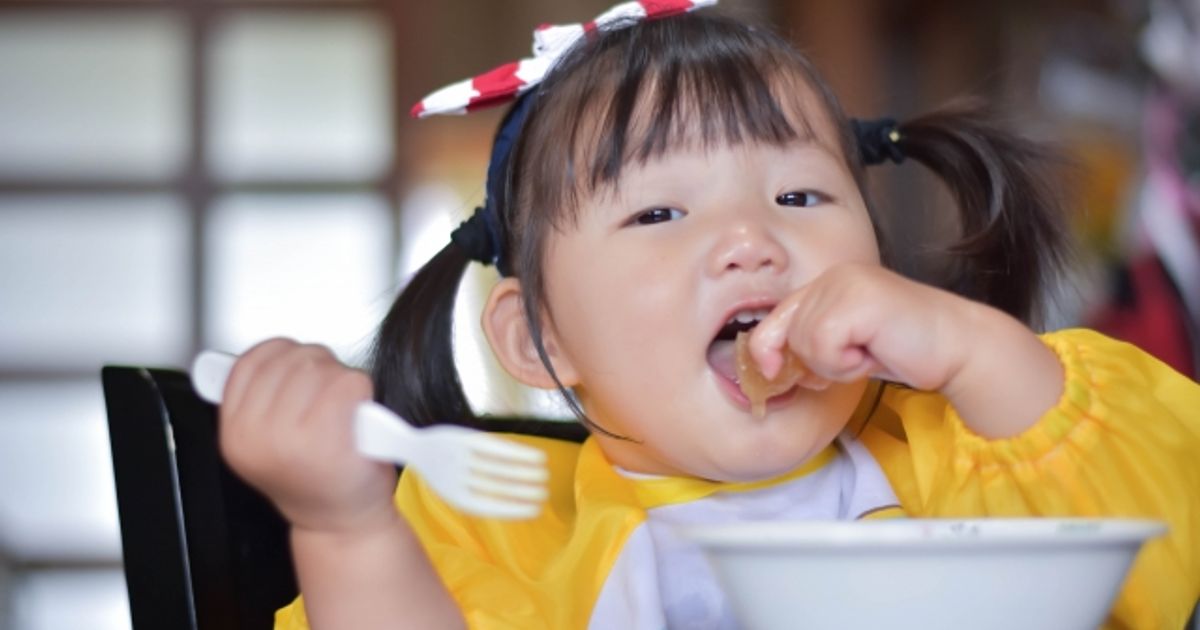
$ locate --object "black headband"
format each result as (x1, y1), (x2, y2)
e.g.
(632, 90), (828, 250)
(448, 93), (537, 275)
(452, 113), (906, 269)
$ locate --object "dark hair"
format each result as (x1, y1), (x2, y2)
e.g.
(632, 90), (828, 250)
(893, 102), (1069, 323)
(370, 12), (1068, 431)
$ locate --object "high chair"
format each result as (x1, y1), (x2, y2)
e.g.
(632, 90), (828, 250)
(101, 364), (587, 630)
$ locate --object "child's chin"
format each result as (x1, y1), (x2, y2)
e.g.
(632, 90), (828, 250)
(704, 450), (816, 484)
(731, 429), (842, 476)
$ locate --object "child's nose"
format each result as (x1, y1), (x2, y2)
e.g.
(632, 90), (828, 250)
(707, 221), (790, 277)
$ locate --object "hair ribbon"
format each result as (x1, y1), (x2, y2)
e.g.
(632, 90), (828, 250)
(411, 0), (718, 118)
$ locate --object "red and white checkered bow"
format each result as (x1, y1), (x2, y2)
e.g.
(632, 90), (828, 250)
(411, 0), (718, 118)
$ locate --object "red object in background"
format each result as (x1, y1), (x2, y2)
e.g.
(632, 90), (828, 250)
(1088, 92), (1200, 380)
(1089, 254), (1197, 378)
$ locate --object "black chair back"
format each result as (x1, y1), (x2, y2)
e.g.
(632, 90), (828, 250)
(102, 366), (298, 630)
(102, 364), (588, 630)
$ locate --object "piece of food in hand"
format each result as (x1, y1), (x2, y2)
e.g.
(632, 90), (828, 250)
(735, 331), (806, 417)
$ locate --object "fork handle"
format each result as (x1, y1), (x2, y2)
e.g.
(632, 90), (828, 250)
(191, 350), (417, 465)
(353, 402), (417, 464)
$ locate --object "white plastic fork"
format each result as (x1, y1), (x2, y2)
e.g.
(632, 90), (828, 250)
(190, 350), (549, 520)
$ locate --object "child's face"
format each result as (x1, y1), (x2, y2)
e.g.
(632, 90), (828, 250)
(539, 117), (883, 481)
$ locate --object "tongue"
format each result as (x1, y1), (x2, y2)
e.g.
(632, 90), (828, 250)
(706, 339), (739, 382)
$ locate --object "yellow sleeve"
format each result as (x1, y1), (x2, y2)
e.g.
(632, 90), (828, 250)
(274, 434), (583, 630)
(861, 328), (1200, 630)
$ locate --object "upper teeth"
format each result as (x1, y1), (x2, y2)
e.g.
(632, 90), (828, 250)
(728, 309), (770, 325)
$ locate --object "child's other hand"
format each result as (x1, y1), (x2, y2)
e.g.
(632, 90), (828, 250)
(749, 263), (1063, 438)
(749, 263), (972, 391)
(218, 338), (400, 536)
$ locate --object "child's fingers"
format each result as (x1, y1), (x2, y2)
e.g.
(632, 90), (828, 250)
(796, 351), (879, 390)
(222, 342), (353, 480)
(295, 370), (380, 478)
(299, 367), (373, 437)
(246, 343), (339, 431)
(804, 318), (866, 379)
(868, 363), (903, 384)
(833, 350), (883, 382)
(796, 372), (832, 391)
(748, 293), (804, 379)
(223, 337), (298, 413)
(221, 339), (305, 462)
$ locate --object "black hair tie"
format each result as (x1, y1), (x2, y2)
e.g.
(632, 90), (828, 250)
(451, 206), (500, 267)
(448, 93), (536, 275)
(852, 117), (905, 166)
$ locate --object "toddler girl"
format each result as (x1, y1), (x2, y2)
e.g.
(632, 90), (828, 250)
(217, 3), (1200, 628)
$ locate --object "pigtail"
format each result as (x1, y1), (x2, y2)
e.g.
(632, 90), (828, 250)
(367, 95), (537, 431)
(894, 100), (1071, 327)
(369, 243), (479, 429)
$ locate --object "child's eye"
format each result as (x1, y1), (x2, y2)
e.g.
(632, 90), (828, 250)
(628, 207), (686, 226)
(775, 191), (827, 207)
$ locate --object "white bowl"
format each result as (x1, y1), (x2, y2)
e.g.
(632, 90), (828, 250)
(681, 518), (1165, 630)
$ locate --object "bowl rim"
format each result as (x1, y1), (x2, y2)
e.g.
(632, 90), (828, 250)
(680, 517), (1168, 550)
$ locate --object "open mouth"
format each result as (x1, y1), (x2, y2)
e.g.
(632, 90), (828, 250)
(706, 308), (771, 384)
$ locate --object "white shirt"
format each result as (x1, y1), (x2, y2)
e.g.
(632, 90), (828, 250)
(591, 435), (901, 629)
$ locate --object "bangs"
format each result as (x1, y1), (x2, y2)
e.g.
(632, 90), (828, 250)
(515, 13), (840, 228)
(584, 21), (818, 188)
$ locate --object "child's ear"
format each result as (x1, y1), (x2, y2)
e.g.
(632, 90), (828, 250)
(482, 277), (579, 390)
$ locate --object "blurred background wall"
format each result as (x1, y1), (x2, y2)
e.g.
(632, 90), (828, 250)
(0, 0), (1196, 628)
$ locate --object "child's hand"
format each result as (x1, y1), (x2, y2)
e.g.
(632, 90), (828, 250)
(749, 263), (1063, 438)
(749, 263), (970, 390)
(217, 338), (400, 536)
